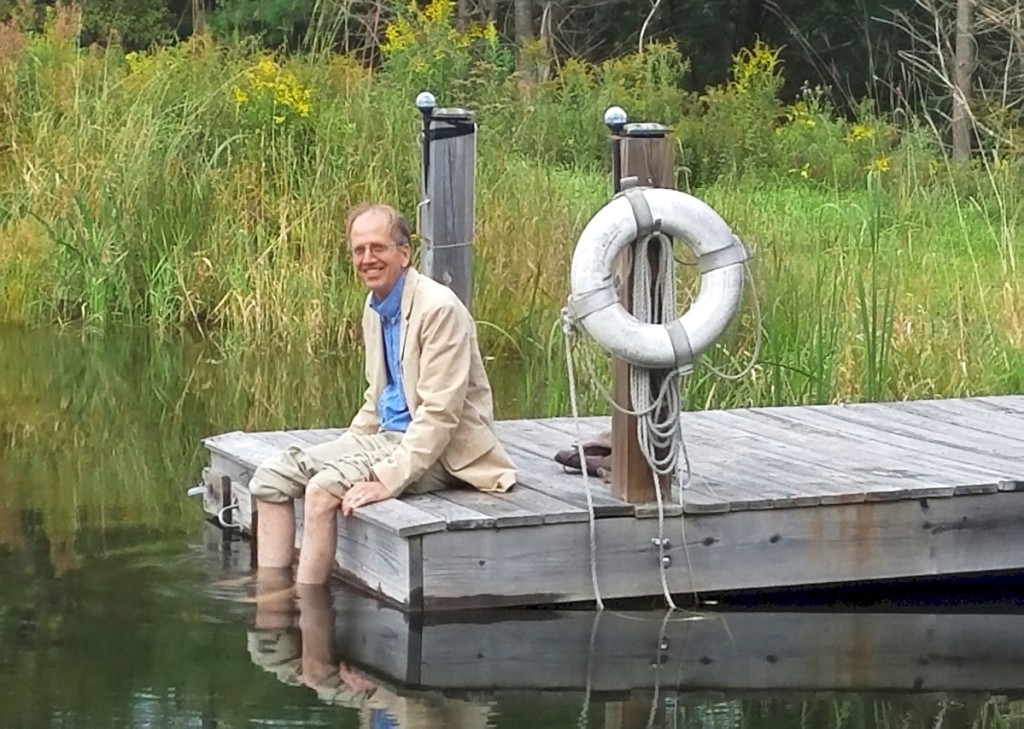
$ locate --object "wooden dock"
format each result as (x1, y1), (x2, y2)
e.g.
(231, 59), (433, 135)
(200, 395), (1024, 610)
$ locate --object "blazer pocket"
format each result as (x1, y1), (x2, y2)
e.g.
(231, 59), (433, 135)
(443, 428), (498, 471)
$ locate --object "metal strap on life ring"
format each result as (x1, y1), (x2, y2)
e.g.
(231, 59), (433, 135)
(621, 184), (661, 240)
(700, 238), (750, 273)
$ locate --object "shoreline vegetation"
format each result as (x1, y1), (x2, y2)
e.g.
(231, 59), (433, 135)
(1, 2), (1022, 416)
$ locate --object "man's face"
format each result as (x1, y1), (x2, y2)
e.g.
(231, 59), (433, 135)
(349, 211), (411, 299)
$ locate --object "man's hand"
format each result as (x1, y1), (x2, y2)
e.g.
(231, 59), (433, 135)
(338, 662), (378, 696)
(341, 481), (390, 516)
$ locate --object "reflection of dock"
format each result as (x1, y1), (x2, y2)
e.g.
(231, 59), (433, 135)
(331, 592), (1024, 695)
(201, 396), (1024, 610)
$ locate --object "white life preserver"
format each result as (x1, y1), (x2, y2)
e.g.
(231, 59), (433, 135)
(567, 187), (748, 370)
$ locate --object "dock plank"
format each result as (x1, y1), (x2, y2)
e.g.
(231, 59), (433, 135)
(401, 494), (497, 531)
(903, 398), (1024, 444)
(789, 404), (1021, 479)
(692, 409), (950, 503)
(448, 485), (590, 525)
(840, 400), (1024, 461)
(736, 407), (1004, 496)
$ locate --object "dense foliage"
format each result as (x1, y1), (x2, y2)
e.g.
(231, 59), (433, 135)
(0, 0), (1021, 411)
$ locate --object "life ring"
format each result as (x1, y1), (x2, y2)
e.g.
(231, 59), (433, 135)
(567, 187), (748, 370)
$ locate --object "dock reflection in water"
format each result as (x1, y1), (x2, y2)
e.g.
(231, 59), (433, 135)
(207, 528), (1024, 729)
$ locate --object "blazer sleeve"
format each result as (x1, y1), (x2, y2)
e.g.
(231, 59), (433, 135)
(371, 299), (470, 496)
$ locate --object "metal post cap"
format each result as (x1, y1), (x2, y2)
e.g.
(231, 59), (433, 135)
(604, 106), (628, 133)
(415, 91), (437, 111)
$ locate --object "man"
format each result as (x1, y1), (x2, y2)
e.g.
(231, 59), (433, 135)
(249, 202), (516, 585)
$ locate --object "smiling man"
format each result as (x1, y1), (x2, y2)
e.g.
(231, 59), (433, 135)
(249, 203), (517, 585)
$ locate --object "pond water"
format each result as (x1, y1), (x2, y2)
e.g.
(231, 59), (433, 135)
(2, 324), (1023, 728)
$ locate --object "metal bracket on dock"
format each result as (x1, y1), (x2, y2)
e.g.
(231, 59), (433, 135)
(217, 503), (241, 530)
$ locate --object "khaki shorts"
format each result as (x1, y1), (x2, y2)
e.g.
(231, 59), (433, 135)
(246, 629), (303, 687)
(249, 430), (459, 503)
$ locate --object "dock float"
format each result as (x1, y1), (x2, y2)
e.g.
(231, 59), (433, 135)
(199, 395), (1024, 610)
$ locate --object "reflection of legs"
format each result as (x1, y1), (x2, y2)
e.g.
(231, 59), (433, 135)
(296, 432), (401, 585)
(298, 584), (335, 687)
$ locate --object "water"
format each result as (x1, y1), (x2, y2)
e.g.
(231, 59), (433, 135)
(2, 325), (1024, 728)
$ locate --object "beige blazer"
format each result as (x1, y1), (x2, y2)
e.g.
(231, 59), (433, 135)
(348, 267), (517, 496)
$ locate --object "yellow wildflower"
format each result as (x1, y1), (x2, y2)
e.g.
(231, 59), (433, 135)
(866, 156), (891, 173)
(424, 0), (452, 24)
(231, 87), (248, 105)
(481, 21), (497, 44)
(731, 40), (781, 94)
(383, 17), (415, 52)
(845, 123), (875, 142)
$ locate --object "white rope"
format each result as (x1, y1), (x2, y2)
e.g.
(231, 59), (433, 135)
(563, 318), (606, 611)
(631, 232), (688, 610)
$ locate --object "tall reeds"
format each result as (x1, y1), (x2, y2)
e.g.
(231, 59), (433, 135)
(0, 1), (1020, 415)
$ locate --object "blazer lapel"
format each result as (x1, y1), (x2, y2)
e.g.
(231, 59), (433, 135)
(363, 303), (386, 393)
(399, 266), (419, 362)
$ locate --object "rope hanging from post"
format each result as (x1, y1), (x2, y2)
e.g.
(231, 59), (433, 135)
(628, 230), (687, 611)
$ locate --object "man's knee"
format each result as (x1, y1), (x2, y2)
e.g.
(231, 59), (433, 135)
(304, 481), (343, 517)
(250, 464), (300, 504)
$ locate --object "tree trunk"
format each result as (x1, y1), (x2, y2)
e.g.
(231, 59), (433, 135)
(515, 0), (534, 46)
(192, 0), (206, 36)
(456, 0), (470, 32)
(514, 0), (534, 77)
(952, 0), (973, 161)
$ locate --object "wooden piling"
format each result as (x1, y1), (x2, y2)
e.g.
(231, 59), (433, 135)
(611, 123), (675, 504)
(419, 108), (477, 310)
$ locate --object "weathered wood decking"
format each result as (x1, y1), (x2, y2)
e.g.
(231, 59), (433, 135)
(201, 395), (1024, 610)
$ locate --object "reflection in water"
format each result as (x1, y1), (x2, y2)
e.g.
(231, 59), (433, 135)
(3, 325), (1024, 728)
(247, 573), (495, 729)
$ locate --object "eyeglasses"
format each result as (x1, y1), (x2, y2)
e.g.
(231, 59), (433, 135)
(349, 242), (397, 260)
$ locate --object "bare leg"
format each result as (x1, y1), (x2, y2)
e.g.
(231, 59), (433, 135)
(256, 499), (296, 569)
(295, 484), (340, 585)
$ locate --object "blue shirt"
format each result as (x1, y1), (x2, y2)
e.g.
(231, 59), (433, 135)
(371, 710), (399, 729)
(369, 269), (412, 432)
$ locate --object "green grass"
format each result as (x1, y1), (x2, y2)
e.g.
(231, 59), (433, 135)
(0, 22), (1021, 416)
